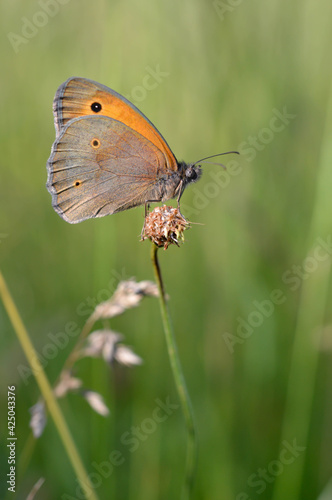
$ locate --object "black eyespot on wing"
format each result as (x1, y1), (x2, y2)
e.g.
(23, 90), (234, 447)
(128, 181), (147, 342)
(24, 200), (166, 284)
(74, 181), (81, 187)
(91, 138), (100, 148)
(91, 102), (102, 113)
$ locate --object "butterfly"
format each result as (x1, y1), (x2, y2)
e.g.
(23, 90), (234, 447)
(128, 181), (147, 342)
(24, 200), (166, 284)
(47, 77), (236, 223)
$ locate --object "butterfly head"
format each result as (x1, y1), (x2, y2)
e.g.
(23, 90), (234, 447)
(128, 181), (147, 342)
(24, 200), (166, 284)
(179, 161), (202, 187)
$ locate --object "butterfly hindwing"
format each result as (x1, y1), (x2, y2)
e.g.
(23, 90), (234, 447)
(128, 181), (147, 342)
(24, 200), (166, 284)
(47, 115), (171, 223)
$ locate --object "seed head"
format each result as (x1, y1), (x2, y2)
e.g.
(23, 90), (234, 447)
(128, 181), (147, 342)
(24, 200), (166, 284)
(141, 205), (190, 250)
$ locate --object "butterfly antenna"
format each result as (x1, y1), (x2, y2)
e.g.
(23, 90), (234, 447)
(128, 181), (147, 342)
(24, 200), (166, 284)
(192, 151), (239, 166)
(199, 161), (227, 170)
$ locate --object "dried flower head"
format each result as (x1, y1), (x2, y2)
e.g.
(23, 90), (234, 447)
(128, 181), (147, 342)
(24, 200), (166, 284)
(54, 371), (83, 398)
(142, 205), (190, 249)
(114, 344), (143, 366)
(82, 390), (110, 416)
(93, 279), (159, 320)
(26, 477), (45, 500)
(80, 329), (143, 366)
(29, 401), (47, 438)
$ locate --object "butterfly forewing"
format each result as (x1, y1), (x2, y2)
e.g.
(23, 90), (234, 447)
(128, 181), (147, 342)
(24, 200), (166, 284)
(53, 77), (178, 173)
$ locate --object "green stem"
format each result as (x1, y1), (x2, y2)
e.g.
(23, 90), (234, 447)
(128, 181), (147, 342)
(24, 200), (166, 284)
(151, 244), (197, 500)
(0, 271), (99, 500)
(61, 311), (98, 373)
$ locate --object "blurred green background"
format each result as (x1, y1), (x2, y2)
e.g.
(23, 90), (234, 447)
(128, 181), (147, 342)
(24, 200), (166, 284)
(1, 0), (332, 498)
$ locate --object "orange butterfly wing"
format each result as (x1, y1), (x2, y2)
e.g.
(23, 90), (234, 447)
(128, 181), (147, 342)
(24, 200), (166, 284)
(53, 77), (178, 173)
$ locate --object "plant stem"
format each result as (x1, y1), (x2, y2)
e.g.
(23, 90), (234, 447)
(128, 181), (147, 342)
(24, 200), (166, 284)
(0, 271), (99, 500)
(62, 311), (98, 373)
(151, 244), (197, 500)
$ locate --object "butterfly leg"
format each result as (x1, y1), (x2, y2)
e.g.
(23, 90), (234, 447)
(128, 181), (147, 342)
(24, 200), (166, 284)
(144, 199), (163, 217)
(141, 199), (161, 240)
(176, 180), (185, 217)
(144, 201), (150, 217)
